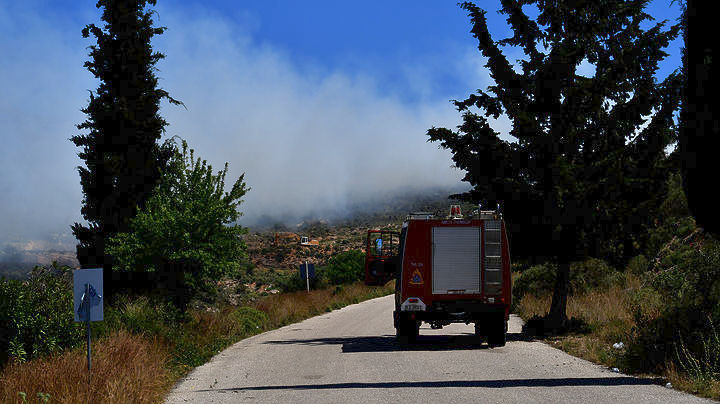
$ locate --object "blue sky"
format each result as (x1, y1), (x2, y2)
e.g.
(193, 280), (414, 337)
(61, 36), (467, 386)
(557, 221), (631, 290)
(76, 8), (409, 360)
(0, 0), (684, 251)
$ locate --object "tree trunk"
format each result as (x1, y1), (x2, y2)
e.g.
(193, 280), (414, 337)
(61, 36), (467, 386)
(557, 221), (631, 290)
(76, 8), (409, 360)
(548, 258), (570, 329)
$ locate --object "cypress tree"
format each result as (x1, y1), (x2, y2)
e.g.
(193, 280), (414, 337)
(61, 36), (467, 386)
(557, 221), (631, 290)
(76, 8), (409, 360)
(70, 0), (182, 293)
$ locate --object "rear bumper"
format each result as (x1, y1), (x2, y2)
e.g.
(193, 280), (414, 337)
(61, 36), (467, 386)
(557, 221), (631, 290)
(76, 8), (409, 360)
(394, 303), (508, 325)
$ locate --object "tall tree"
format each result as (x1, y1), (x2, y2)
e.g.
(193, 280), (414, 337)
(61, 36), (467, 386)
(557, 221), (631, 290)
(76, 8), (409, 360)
(428, 0), (681, 326)
(678, 0), (720, 237)
(70, 0), (182, 290)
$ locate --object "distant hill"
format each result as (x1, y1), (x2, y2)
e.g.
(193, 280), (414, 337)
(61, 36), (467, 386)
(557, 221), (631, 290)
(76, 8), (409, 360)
(0, 185), (476, 280)
(249, 184), (475, 230)
(0, 249), (78, 280)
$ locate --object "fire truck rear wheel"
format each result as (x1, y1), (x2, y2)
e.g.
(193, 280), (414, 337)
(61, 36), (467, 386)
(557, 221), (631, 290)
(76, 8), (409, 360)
(487, 328), (506, 347)
(396, 319), (418, 344)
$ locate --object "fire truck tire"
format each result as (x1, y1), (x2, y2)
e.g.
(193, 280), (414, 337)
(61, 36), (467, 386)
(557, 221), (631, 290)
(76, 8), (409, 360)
(396, 319), (418, 344)
(487, 328), (506, 347)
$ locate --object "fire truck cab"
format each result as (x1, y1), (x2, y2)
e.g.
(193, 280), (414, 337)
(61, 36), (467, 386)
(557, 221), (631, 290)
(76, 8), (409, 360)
(394, 209), (511, 346)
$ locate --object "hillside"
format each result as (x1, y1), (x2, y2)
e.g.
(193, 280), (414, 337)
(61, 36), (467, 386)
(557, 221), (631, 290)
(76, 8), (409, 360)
(0, 186), (474, 280)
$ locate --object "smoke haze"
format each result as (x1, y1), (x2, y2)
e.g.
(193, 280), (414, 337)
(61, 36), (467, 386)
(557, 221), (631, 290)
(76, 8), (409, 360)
(0, 1), (507, 257)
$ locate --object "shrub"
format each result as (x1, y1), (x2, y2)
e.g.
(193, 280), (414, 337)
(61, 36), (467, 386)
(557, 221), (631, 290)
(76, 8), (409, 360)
(512, 262), (557, 300)
(676, 318), (720, 384)
(513, 258), (618, 301)
(107, 139), (249, 299)
(626, 255), (649, 275)
(0, 266), (83, 365)
(98, 295), (182, 338)
(570, 258), (616, 294)
(625, 234), (720, 373)
(324, 250), (365, 285)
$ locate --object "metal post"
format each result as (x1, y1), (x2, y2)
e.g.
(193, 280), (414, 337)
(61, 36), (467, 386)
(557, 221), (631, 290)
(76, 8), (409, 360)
(305, 260), (310, 292)
(85, 283), (91, 387)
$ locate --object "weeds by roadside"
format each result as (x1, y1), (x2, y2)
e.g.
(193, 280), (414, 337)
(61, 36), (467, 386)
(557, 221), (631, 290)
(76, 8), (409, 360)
(514, 255), (720, 400)
(0, 330), (171, 404)
(0, 281), (394, 402)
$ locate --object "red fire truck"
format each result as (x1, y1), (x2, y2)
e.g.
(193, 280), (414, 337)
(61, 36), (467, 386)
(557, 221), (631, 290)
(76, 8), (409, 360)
(392, 209), (511, 346)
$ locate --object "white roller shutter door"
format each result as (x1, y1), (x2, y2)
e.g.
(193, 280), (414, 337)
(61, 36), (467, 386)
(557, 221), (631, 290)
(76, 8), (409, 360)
(432, 226), (481, 294)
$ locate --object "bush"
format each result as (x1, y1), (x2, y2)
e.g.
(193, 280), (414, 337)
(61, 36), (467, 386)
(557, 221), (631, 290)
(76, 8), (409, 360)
(570, 258), (616, 294)
(626, 255), (649, 275)
(323, 250), (365, 285)
(512, 262), (557, 300)
(625, 235), (720, 373)
(676, 318), (720, 384)
(107, 139), (249, 299)
(0, 266), (83, 365)
(98, 295), (182, 338)
(513, 258), (618, 301)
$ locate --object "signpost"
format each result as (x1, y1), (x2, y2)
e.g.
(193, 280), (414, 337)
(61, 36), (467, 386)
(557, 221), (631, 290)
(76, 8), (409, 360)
(73, 268), (103, 387)
(299, 262), (315, 292)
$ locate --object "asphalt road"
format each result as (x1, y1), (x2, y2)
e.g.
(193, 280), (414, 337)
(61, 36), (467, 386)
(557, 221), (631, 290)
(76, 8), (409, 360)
(166, 295), (712, 403)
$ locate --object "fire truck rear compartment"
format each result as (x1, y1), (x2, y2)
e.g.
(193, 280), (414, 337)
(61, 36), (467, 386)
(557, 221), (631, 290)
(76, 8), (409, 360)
(431, 226), (481, 294)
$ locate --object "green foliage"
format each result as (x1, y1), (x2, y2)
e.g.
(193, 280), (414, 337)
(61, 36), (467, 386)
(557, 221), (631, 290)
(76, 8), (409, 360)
(0, 266), (83, 365)
(513, 263), (557, 300)
(323, 250), (365, 285)
(429, 0), (682, 321)
(626, 255), (649, 275)
(651, 238), (720, 320)
(676, 318), (720, 383)
(97, 295), (182, 339)
(230, 307), (269, 336)
(71, 0), (183, 269)
(624, 234), (720, 372)
(16, 391), (51, 404)
(107, 139), (249, 297)
(647, 172), (695, 257)
(169, 306), (268, 371)
(513, 258), (618, 301)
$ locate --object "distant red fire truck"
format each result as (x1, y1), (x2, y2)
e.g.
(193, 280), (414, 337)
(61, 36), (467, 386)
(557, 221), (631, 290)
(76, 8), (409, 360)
(366, 207), (511, 346)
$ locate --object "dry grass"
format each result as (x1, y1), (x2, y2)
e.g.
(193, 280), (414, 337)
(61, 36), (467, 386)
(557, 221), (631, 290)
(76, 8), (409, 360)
(0, 281), (393, 403)
(0, 330), (172, 404)
(254, 281), (394, 329)
(665, 362), (720, 399)
(515, 275), (720, 400)
(516, 277), (639, 367)
(517, 279), (638, 339)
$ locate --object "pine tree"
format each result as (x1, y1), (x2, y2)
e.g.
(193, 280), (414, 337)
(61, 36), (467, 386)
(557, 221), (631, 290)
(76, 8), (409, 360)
(70, 0), (182, 290)
(428, 0), (681, 327)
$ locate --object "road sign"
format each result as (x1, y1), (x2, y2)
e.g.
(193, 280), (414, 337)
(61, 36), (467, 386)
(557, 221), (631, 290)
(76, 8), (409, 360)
(74, 268), (103, 322)
(299, 263), (315, 280)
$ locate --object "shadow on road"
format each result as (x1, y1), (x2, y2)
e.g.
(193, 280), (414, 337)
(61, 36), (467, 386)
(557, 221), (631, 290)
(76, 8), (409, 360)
(263, 332), (528, 353)
(197, 377), (660, 393)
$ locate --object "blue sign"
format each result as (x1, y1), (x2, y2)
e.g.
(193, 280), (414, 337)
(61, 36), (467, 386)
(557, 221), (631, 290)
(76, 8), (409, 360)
(299, 263), (315, 279)
(73, 268), (103, 322)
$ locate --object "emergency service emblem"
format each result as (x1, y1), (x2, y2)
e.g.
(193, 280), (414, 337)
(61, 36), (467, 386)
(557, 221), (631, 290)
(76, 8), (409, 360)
(409, 268), (424, 285)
